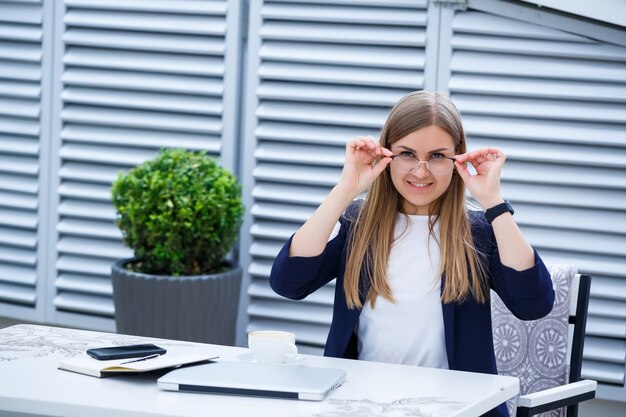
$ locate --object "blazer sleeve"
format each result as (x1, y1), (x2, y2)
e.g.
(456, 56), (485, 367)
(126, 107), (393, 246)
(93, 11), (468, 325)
(471, 211), (555, 320)
(269, 201), (359, 300)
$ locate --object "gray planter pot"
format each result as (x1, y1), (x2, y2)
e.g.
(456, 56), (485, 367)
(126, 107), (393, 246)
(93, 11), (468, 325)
(111, 258), (242, 345)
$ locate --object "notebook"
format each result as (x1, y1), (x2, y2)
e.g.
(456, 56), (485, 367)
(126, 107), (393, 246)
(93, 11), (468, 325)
(157, 361), (346, 401)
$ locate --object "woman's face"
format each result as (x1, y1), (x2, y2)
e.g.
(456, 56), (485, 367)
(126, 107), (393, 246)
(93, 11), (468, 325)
(388, 125), (457, 215)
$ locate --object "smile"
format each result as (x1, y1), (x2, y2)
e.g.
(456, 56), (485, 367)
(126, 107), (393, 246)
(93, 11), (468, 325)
(408, 181), (433, 189)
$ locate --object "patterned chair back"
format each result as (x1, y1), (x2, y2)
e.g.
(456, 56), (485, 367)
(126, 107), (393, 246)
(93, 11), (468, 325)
(491, 263), (579, 417)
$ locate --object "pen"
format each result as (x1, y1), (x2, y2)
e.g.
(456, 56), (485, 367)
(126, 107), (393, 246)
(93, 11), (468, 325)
(120, 353), (161, 365)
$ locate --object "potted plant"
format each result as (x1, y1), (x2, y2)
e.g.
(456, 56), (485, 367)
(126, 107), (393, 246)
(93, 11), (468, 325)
(110, 148), (245, 345)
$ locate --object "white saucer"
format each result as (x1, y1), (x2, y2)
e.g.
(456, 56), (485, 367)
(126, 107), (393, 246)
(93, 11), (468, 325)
(237, 352), (304, 364)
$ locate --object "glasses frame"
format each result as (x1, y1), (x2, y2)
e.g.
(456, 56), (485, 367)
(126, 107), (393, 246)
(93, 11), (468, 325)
(390, 154), (457, 175)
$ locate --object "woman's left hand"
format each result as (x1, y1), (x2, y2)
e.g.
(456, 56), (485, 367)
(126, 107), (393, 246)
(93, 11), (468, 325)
(454, 148), (506, 210)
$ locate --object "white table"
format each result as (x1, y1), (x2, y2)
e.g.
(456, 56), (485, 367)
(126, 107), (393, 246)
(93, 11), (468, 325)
(0, 325), (518, 417)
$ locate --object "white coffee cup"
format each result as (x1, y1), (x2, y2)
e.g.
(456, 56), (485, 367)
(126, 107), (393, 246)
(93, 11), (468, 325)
(247, 330), (298, 364)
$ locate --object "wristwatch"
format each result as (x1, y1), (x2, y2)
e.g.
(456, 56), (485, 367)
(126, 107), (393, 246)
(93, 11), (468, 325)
(484, 200), (514, 223)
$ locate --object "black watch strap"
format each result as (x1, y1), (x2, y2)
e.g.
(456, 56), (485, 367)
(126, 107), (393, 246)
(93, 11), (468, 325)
(485, 200), (514, 223)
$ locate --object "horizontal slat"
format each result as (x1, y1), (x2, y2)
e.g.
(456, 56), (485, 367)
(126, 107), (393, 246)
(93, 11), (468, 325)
(0, 81), (41, 102)
(62, 68), (223, 95)
(64, 47), (224, 76)
(0, 154), (39, 175)
(56, 255), (114, 277)
(541, 251), (626, 280)
(451, 51), (626, 83)
(0, 208), (37, 229)
(59, 162), (121, 184)
(256, 121), (372, 146)
(61, 124), (221, 152)
(471, 137), (626, 169)
(455, 94), (626, 124)
(261, 21), (425, 47)
(0, 245), (36, 266)
(248, 280), (334, 306)
(257, 101), (387, 128)
(250, 221), (298, 240)
(64, 0), (227, 15)
(502, 161), (625, 189)
(62, 87), (222, 115)
(55, 274), (112, 296)
(0, 3), (42, 25)
(251, 202), (313, 223)
(57, 236), (131, 259)
(258, 81), (407, 106)
(0, 61), (41, 82)
(0, 135), (39, 155)
(0, 40), (42, 63)
(0, 227), (37, 248)
(0, 23), (42, 42)
(586, 317), (626, 338)
(57, 219), (120, 240)
(259, 62), (422, 89)
(452, 11), (586, 42)
(58, 200), (115, 221)
(260, 41), (425, 70)
(0, 173), (38, 194)
(255, 141), (344, 166)
(252, 182), (329, 206)
(500, 183), (626, 211)
(588, 299), (626, 320)
(58, 182), (114, 202)
(452, 34), (626, 62)
(53, 292), (114, 317)
(0, 97), (39, 121)
(450, 74), (626, 103)
(250, 241), (283, 259)
(0, 264), (36, 286)
(64, 10), (226, 35)
(0, 191), (38, 210)
(248, 260), (273, 278)
(463, 115), (626, 148)
(60, 143), (158, 166)
(63, 29), (225, 56)
(584, 337), (626, 364)
(269, 0), (427, 6)
(582, 360), (625, 385)
(0, 282), (36, 305)
(248, 300), (332, 325)
(514, 204), (626, 235)
(254, 163), (340, 187)
(62, 106), (221, 134)
(524, 226), (626, 258)
(590, 277), (626, 302)
(261, 3), (426, 25)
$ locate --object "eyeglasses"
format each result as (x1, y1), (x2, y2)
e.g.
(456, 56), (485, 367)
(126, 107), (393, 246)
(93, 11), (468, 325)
(390, 153), (456, 175)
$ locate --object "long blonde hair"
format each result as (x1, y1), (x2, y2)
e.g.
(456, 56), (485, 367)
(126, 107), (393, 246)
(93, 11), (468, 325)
(344, 91), (487, 309)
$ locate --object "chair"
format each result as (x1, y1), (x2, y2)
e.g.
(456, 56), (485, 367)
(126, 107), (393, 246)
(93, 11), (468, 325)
(491, 263), (597, 417)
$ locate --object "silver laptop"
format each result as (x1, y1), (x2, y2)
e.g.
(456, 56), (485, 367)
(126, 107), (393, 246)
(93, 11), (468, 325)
(157, 361), (346, 401)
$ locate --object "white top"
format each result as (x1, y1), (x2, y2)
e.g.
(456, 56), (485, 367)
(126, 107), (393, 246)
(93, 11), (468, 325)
(357, 214), (449, 369)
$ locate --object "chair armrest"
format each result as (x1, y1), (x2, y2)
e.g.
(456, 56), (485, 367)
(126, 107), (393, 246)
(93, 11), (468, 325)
(517, 379), (597, 408)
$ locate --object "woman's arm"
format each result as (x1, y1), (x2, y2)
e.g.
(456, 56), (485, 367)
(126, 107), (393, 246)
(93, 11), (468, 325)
(289, 136), (393, 257)
(454, 148), (534, 271)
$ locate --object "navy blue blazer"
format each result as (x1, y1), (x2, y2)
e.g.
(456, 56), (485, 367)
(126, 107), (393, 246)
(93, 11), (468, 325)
(270, 201), (554, 417)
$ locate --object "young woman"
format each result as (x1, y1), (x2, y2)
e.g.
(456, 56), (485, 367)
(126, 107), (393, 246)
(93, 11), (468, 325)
(269, 90), (554, 417)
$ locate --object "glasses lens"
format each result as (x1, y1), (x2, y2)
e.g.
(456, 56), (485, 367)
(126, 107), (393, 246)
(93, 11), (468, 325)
(395, 155), (416, 173)
(428, 158), (453, 175)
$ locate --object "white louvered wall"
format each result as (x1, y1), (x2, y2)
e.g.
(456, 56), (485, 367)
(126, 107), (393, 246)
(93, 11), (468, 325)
(244, 0), (431, 354)
(446, 7), (626, 394)
(48, 0), (239, 329)
(0, 0), (46, 320)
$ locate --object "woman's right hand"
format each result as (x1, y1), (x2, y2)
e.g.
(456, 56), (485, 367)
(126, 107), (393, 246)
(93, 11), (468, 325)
(337, 136), (393, 198)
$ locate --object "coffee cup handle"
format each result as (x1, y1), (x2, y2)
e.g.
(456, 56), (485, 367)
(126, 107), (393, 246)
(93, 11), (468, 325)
(285, 343), (298, 360)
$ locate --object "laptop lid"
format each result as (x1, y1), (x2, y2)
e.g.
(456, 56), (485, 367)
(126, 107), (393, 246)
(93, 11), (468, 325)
(157, 361), (346, 401)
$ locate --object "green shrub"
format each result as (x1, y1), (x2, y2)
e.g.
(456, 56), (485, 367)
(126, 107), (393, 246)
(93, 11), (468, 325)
(111, 148), (244, 276)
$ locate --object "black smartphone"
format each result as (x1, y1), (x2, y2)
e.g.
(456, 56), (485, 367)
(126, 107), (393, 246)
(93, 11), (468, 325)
(86, 343), (166, 360)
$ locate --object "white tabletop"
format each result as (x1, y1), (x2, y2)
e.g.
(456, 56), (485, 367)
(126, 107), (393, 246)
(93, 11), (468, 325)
(0, 325), (518, 417)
